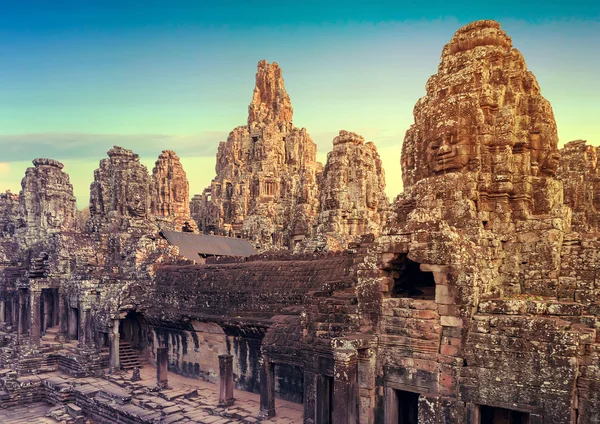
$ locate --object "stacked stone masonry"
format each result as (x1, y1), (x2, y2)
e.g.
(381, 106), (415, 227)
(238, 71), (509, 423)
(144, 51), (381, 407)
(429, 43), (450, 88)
(0, 19), (599, 424)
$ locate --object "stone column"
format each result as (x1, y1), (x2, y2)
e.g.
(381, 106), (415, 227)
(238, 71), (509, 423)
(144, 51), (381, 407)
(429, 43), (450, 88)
(52, 290), (59, 328)
(258, 355), (275, 419)
(303, 371), (317, 424)
(17, 290), (27, 336)
(29, 289), (42, 344)
(156, 346), (169, 389)
(79, 308), (90, 347)
(43, 291), (51, 332)
(332, 348), (358, 424)
(357, 347), (377, 424)
(57, 294), (67, 341)
(218, 354), (235, 406)
(384, 387), (399, 424)
(86, 310), (94, 347)
(0, 299), (5, 323)
(68, 307), (78, 340)
(11, 295), (18, 327)
(109, 319), (121, 373)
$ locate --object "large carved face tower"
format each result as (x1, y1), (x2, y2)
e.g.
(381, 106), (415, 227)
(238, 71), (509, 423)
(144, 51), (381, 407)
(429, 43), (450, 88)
(402, 20), (560, 220)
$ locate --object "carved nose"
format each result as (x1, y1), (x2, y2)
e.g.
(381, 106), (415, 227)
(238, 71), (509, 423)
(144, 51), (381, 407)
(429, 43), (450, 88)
(438, 144), (452, 155)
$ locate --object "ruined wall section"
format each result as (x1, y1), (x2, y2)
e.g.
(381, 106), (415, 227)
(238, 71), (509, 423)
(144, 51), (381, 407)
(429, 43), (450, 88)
(195, 61), (320, 250)
(306, 130), (388, 251)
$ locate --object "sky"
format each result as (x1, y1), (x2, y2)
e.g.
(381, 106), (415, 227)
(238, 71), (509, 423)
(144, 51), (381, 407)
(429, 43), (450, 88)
(1, 1), (599, 208)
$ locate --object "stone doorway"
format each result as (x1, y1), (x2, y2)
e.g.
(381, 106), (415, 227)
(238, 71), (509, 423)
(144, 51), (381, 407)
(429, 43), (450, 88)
(385, 388), (419, 424)
(396, 390), (419, 424)
(479, 405), (530, 424)
(119, 311), (144, 350)
(40, 288), (59, 335)
(68, 307), (79, 340)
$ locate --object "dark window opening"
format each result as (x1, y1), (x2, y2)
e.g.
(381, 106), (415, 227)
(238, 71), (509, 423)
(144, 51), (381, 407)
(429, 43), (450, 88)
(480, 405), (530, 424)
(252, 136), (259, 142)
(198, 253), (215, 259)
(387, 255), (436, 300)
(273, 363), (304, 404)
(396, 389), (419, 424)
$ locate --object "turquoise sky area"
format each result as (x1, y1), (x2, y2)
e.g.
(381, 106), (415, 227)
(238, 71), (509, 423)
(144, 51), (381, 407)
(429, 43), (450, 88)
(1, 1), (599, 208)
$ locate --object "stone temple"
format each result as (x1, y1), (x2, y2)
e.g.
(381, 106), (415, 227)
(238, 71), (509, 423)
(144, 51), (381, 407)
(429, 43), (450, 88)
(0, 20), (599, 424)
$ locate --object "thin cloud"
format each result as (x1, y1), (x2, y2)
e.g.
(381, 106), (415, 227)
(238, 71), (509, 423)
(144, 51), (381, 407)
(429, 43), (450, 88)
(0, 132), (230, 162)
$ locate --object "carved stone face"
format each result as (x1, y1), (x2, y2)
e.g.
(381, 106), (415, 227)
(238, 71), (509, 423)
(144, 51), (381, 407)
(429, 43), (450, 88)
(172, 186), (184, 203)
(539, 150), (560, 176)
(128, 193), (146, 217)
(530, 133), (560, 177)
(427, 132), (474, 174)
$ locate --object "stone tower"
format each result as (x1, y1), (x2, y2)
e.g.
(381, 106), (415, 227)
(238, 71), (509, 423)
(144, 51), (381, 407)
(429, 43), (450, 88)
(152, 150), (197, 232)
(88, 146), (153, 231)
(196, 60), (320, 250)
(312, 130), (388, 249)
(18, 159), (76, 243)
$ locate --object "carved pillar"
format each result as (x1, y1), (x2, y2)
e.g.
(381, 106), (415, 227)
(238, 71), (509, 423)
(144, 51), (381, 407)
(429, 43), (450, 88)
(11, 295), (18, 327)
(68, 307), (78, 340)
(384, 387), (399, 424)
(259, 355), (276, 419)
(303, 371), (317, 424)
(218, 354), (235, 406)
(109, 318), (120, 373)
(357, 347), (377, 424)
(43, 290), (51, 333)
(332, 348), (358, 424)
(156, 346), (169, 389)
(79, 308), (90, 347)
(86, 309), (94, 347)
(17, 289), (27, 336)
(29, 289), (41, 344)
(52, 290), (59, 327)
(57, 294), (67, 341)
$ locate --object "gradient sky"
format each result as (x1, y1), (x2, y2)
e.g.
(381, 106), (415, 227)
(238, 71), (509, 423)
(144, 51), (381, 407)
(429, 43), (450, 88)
(1, 1), (599, 208)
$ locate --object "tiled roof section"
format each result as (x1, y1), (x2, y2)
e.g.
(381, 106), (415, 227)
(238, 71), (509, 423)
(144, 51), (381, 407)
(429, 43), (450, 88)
(150, 251), (358, 322)
(160, 230), (256, 261)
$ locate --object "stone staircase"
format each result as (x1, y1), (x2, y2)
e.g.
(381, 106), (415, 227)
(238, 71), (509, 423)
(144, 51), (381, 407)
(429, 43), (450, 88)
(99, 341), (144, 371)
(119, 341), (142, 370)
